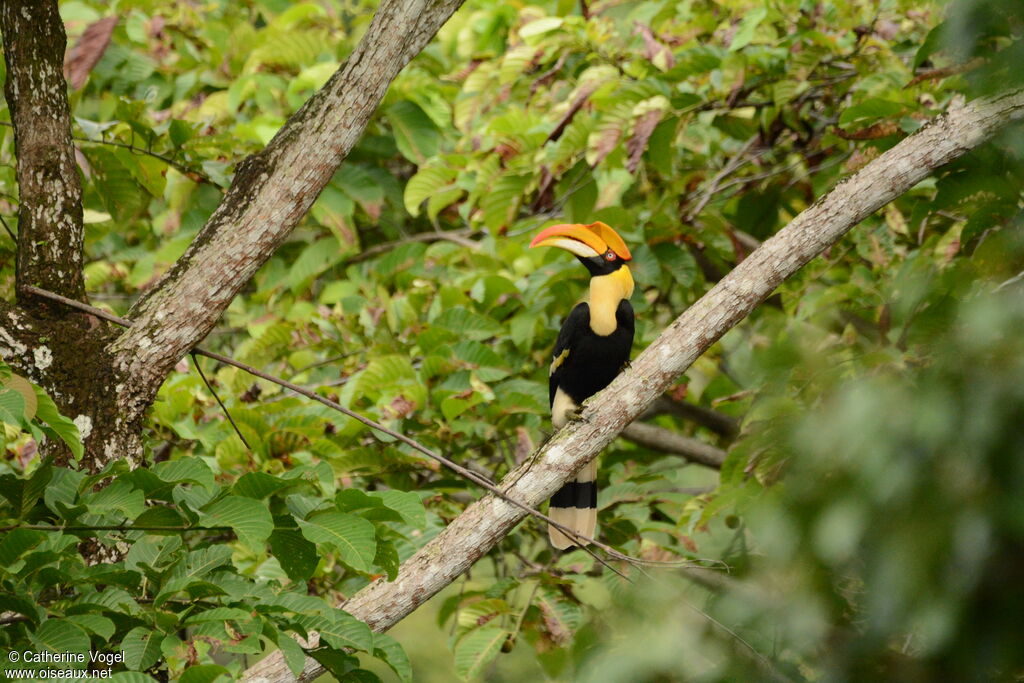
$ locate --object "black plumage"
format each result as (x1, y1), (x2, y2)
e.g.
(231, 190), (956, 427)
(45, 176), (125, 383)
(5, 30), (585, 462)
(549, 299), (635, 408)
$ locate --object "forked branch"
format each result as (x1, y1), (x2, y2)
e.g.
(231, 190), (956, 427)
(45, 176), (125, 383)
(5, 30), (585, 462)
(109, 0), (466, 413)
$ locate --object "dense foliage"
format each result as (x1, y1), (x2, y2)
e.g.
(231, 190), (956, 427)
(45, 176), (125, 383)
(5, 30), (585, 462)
(1, 0), (1022, 680)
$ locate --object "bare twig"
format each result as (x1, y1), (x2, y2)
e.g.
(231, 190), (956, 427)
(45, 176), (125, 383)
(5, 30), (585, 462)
(190, 352), (251, 451)
(685, 136), (762, 223)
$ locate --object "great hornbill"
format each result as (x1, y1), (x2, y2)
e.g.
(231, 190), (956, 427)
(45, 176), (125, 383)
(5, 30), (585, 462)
(530, 221), (634, 549)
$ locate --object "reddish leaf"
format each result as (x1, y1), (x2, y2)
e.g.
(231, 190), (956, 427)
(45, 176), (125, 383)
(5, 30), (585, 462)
(634, 22), (675, 70)
(64, 16), (118, 90)
(836, 120), (900, 140)
(626, 109), (663, 173)
(546, 81), (598, 144)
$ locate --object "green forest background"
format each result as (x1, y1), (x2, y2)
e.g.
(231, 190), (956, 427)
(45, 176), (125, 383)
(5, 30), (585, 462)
(1, 0), (1023, 680)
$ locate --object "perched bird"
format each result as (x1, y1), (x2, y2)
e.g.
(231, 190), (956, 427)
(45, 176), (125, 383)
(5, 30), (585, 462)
(530, 221), (635, 549)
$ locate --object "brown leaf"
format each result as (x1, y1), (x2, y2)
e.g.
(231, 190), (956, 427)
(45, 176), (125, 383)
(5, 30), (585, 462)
(514, 426), (533, 464)
(836, 120), (900, 140)
(538, 596), (571, 646)
(546, 81), (598, 144)
(64, 17), (118, 90)
(589, 120), (622, 168)
(625, 109), (663, 173)
(633, 22), (675, 70)
(389, 394), (416, 419)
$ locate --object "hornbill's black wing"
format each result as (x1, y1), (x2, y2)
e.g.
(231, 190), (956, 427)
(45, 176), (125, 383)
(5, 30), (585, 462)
(549, 303), (590, 407)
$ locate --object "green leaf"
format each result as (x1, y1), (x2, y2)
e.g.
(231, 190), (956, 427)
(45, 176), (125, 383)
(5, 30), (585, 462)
(387, 100), (440, 163)
(0, 380), (28, 424)
(179, 664), (231, 683)
(0, 591), (42, 625)
(233, 471), (290, 499)
(200, 495), (273, 550)
(340, 670), (383, 683)
(31, 619), (90, 658)
(132, 505), (186, 531)
(296, 512), (376, 573)
(404, 165), (457, 216)
(33, 386), (83, 459)
(308, 649), (360, 679)
(729, 7), (767, 51)
(454, 626), (507, 680)
(84, 479), (146, 519)
(169, 119), (196, 147)
(152, 457), (215, 488)
(366, 490), (426, 528)
(839, 98), (905, 126)
(374, 633), (412, 683)
(66, 614), (116, 640)
(159, 546), (233, 598)
(269, 528), (320, 581)
(433, 307), (503, 340)
(274, 631), (308, 677)
(481, 173), (530, 232)
(122, 627), (164, 671)
(108, 673), (159, 683)
(295, 611), (373, 652)
(373, 538), (400, 581)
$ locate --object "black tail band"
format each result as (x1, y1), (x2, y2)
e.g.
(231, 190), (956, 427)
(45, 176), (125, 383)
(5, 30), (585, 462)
(550, 481), (597, 509)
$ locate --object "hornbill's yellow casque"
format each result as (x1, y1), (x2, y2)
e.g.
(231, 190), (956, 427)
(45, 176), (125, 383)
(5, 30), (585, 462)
(530, 221), (635, 549)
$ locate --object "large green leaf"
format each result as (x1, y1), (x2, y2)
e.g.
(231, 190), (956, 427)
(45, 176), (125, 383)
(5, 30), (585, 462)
(30, 619), (90, 659)
(404, 165), (457, 216)
(269, 528), (320, 581)
(199, 495), (273, 551)
(296, 511), (376, 572)
(387, 100), (440, 163)
(366, 490), (426, 529)
(453, 626), (507, 680)
(294, 611), (373, 652)
(373, 633), (412, 683)
(32, 386), (83, 459)
(178, 664), (231, 683)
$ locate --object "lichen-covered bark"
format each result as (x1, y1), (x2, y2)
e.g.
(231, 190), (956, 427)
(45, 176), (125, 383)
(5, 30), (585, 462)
(110, 0), (466, 424)
(1, 0), (86, 307)
(0, 301), (132, 470)
(0, 0), (135, 472)
(244, 89), (1024, 683)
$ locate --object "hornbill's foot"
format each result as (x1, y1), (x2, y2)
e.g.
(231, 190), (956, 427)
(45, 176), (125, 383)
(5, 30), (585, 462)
(568, 406), (589, 423)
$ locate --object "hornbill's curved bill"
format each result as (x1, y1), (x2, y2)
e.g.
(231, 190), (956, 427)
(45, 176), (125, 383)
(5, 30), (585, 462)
(530, 221), (635, 549)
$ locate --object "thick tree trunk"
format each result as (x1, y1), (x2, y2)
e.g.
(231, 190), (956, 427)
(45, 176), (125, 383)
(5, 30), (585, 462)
(2, 0), (86, 307)
(0, 0), (132, 468)
(244, 89), (1024, 683)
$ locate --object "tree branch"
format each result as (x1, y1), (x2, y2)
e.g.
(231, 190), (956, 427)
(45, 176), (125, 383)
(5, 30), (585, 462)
(621, 422), (725, 468)
(108, 0), (466, 408)
(1, 0), (86, 307)
(243, 89), (1024, 682)
(642, 396), (739, 438)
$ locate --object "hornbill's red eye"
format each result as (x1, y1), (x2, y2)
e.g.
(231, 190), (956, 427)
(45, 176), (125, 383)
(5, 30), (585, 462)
(603, 249), (617, 261)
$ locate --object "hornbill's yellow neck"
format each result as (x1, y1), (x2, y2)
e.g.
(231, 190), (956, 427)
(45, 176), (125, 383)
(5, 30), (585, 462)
(588, 265), (634, 336)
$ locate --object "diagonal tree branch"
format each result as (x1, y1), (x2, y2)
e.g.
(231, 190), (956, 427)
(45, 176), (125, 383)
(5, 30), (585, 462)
(243, 89), (1024, 682)
(108, 0), (465, 408)
(1, 0), (86, 308)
